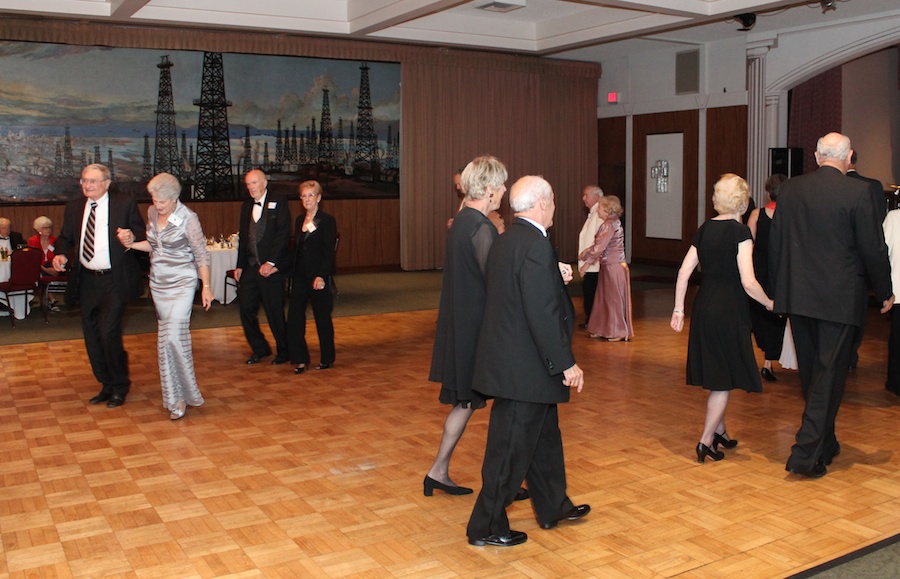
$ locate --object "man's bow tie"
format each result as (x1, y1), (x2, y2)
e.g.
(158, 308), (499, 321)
(254, 202), (262, 206)
(0, 236), (8, 241)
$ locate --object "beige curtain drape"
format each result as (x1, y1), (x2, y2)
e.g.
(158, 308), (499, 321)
(0, 16), (599, 270)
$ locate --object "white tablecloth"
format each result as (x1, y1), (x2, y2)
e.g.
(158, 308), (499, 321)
(0, 258), (31, 320)
(208, 247), (238, 304)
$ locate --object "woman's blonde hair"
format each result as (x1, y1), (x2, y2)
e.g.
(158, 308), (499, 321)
(598, 195), (623, 218)
(712, 173), (750, 215)
(461, 155), (507, 201)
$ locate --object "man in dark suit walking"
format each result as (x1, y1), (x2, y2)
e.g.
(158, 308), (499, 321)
(770, 133), (893, 479)
(466, 175), (588, 547)
(235, 169), (291, 365)
(52, 163), (146, 408)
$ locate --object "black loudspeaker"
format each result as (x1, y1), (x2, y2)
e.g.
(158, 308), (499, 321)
(769, 147), (803, 177)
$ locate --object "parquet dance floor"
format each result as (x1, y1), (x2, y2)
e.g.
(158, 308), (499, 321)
(1, 288), (899, 577)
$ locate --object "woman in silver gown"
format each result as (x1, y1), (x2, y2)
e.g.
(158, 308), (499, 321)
(118, 172), (213, 420)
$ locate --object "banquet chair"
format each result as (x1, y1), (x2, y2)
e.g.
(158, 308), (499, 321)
(39, 272), (69, 323)
(0, 247), (43, 327)
(224, 269), (238, 304)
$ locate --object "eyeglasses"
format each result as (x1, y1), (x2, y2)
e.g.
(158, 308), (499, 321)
(300, 193), (319, 199)
(79, 178), (109, 186)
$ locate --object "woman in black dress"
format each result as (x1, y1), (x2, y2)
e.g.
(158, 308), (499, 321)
(671, 174), (774, 463)
(425, 155), (507, 495)
(288, 180), (337, 374)
(747, 174), (788, 381)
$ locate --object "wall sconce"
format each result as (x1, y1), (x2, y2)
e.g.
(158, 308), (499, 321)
(650, 160), (669, 194)
(819, 0), (837, 13)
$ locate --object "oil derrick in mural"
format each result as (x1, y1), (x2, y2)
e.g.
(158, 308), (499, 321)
(355, 63), (379, 178)
(193, 52), (234, 199)
(93, 145), (101, 164)
(154, 56), (181, 179)
(275, 119), (283, 167)
(107, 149), (116, 181)
(318, 88), (335, 168)
(62, 126), (74, 178)
(142, 135), (152, 180)
(180, 131), (193, 179)
(241, 126), (252, 174)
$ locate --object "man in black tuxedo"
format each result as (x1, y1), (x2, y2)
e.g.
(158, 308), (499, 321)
(0, 217), (25, 251)
(235, 169), (291, 365)
(466, 175), (588, 548)
(847, 151), (887, 224)
(770, 133), (893, 479)
(52, 164), (146, 408)
(846, 151), (887, 369)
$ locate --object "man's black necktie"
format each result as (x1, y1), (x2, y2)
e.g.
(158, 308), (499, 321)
(83, 201), (98, 262)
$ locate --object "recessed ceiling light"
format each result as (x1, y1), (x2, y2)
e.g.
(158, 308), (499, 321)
(477, 1), (526, 14)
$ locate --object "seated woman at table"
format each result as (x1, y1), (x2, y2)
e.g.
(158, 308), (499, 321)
(28, 215), (61, 310)
(117, 172), (213, 420)
(287, 180), (337, 374)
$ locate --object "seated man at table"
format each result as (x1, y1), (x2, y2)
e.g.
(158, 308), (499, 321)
(0, 217), (26, 254)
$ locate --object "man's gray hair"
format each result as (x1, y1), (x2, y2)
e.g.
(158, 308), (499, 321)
(510, 176), (552, 213)
(584, 185), (603, 199)
(816, 134), (851, 162)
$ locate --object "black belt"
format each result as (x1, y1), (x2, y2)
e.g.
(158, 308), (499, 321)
(84, 268), (112, 276)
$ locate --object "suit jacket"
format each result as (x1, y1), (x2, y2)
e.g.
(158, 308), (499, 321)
(54, 192), (146, 303)
(847, 169), (887, 224)
(472, 218), (576, 404)
(236, 192), (291, 275)
(291, 210), (337, 281)
(3, 230), (25, 249)
(769, 165), (892, 327)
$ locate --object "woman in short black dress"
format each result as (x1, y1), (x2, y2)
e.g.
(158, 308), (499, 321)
(425, 155), (507, 496)
(671, 174), (774, 463)
(747, 174), (788, 381)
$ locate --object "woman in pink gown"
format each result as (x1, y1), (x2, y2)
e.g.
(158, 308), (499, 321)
(578, 195), (633, 342)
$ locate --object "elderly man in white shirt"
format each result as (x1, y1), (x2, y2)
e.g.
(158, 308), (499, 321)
(577, 185), (604, 327)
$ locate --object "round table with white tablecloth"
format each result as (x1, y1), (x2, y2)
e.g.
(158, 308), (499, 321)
(0, 257), (32, 319)
(208, 246), (238, 304)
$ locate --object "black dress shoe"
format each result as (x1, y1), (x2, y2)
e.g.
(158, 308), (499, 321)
(315, 362), (332, 370)
(760, 367), (777, 382)
(786, 463), (827, 479)
(89, 393), (111, 405)
(468, 530), (527, 547)
(106, 395), (125, 408)
(271, 356), (289, 365)
(822, 444), (841, 466)
(423, 476), (473, 496)
(540, 504), (591, 529)
(246, 353), (269, 365)
(514, 488), (529, 501)
(293, 365), (306, 375)
(713, 432), (738, 451)
(696, 442), (724, 463)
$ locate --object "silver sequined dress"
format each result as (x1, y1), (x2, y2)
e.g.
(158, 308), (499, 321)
(146, 202), (211, 411)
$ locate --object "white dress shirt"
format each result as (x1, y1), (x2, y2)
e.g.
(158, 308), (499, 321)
(81, 192), (112, 270)
(578, 202), (603, 273)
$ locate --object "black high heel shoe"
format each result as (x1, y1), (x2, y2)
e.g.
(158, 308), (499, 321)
(423, 476), (473, 496)
(713, 432), (738, 451)
(696, 443), (724, 463)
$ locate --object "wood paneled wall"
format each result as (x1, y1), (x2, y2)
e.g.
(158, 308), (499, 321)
(632, 110), (700, 265)
(1, 197), (400, 271)
(706, 106), (749, 220)
(598, 117), (626, 202)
